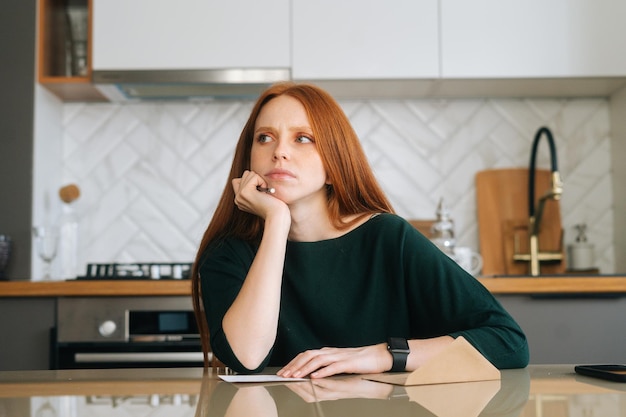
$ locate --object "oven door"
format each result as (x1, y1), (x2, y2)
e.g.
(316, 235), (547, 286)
(52, 336), (204, 369)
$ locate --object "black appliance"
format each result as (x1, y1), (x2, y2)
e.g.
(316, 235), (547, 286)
(51, 286), (206, 369)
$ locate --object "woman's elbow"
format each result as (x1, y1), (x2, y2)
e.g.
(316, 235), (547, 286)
(236, 353), (269, 373)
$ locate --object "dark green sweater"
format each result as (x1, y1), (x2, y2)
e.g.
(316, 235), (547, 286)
(199, 213), (528, 373)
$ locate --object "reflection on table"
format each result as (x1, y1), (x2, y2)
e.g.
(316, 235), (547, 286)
(198, 368), (528, 417)
(0, 365), (624, 417)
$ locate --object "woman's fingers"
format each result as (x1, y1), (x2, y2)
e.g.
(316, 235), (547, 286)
(232, 171), (276, 215)
(277, 344), (388, 379)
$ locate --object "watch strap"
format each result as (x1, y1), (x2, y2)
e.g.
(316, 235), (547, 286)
(387, 337), (409, 372)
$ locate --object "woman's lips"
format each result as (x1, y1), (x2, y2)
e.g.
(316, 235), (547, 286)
(265, 168), (296, 181)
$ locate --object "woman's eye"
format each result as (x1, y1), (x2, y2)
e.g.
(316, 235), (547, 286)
(258, 134), (272, 143)
(296, 135), (313, 144)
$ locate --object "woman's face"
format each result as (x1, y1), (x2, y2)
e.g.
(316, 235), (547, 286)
(250, 95), (328, 206)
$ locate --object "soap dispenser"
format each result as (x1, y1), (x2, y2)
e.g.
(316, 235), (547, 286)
(568, 223), (594, 271)
(430, 198), (456, 256)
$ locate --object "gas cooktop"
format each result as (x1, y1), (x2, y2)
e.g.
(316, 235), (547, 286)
(77, 262), (192, 280)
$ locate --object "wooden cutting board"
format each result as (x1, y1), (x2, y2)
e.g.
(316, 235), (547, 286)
(476, 168), (565, 275)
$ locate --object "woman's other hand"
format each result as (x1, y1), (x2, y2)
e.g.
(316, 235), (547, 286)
(277, 336), (454, 379)
(277, 343), (393, 379)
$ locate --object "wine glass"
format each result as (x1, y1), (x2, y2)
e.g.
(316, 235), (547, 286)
(32, 226), (59, 280)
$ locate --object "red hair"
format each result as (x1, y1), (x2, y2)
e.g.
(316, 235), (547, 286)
(192, 82), (394, 366)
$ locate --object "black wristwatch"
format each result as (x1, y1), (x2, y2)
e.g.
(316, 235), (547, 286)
(387, 337), (410, 372)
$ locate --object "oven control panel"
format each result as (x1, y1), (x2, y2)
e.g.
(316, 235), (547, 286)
(56, 296), (198, 343)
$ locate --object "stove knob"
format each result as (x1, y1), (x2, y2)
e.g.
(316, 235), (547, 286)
(98, 320), (117, 337)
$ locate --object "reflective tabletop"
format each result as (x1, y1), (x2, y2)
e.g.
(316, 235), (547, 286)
(0, 365), (624, 417)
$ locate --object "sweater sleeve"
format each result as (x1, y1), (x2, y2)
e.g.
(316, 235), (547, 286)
(199, 239), (273, 373)
(399, 219), (529, 369)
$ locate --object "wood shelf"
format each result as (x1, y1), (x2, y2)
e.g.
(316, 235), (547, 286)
(38, 0), (106, 101)
(39, 77), (106, 101)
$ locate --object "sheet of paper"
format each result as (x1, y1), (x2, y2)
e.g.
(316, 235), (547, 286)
(219, 374), (308, 383)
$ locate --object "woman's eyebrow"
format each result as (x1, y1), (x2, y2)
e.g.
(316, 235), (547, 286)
(254, 126), (273, 133)
(254, 125), (313, 133)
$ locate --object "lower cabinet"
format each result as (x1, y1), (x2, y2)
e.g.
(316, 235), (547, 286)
(0, 298), (56, 371)
(498, 295), (626, 364)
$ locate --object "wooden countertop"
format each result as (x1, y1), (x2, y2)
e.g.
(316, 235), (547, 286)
(0, 279), (192, 297)
(478, 275), (626, 295)
(1, 275), (626, 297)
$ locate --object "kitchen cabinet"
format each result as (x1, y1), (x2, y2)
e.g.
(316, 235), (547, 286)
(292, 0), (439, 80)
(0, 298), (55, 371)
(0, 281), (191, 371)
(38, 0), (626, 101)
(92, 0), (290, 70)
(441, 0), (626, 78)
(38, 0), (106, 101)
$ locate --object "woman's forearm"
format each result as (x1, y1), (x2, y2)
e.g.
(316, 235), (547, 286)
(222, 213), (291, 370)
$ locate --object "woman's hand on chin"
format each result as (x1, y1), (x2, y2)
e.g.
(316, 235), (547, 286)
(232, 170), (288, 220)
(276, 343), (392, 379)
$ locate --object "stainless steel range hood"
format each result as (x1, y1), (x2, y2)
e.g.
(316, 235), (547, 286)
(92, 68), (291, 101)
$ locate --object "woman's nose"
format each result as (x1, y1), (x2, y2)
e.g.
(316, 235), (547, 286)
(272, 143), (289, 160)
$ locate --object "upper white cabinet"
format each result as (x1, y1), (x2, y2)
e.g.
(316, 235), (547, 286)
(292, 0), (439, 80)
(441, 0), (626, 78)
(92, 0), (290, 70)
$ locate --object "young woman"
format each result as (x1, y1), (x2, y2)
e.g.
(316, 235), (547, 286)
(191, 82), (528, 378)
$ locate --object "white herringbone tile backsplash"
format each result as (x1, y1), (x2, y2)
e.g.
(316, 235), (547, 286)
(60, 97), (615, 274)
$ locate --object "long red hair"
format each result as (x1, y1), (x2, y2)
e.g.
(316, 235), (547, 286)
(191, 82), (394, 367)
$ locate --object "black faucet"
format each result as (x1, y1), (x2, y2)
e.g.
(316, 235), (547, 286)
(529, 127), (561, 222)
(516, 126), (564, 276)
